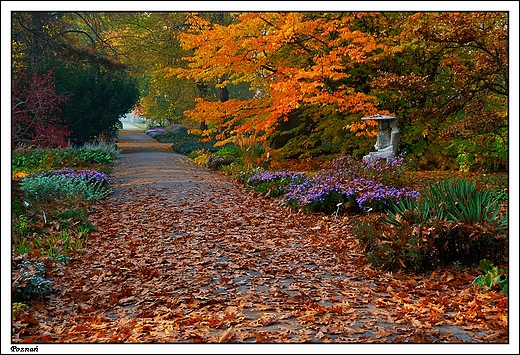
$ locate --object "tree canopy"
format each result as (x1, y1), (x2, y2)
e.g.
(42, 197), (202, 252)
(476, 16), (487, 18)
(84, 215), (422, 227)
(11, 10), (509, 171)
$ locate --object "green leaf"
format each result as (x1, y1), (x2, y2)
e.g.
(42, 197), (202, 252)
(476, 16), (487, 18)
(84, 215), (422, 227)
(472, 275), (484, 286)
(479, 259), (493, 273)
(499, 281), (508, 297)
(483, 272), (493, 287)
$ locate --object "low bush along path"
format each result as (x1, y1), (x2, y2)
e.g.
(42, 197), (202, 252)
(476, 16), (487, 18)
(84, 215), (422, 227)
(25, 130), (508, 344)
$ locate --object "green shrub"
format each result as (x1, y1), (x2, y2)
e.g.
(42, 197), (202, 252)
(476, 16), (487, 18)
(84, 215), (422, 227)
(12, 258), (53, 302)
(79, 140), (121, 161)
(426, 179), (506, 225)
(12, 179), (26, 215)
(20, 174), (111, 205)
(209, 143), (265, 171)
(12, 149), (75, 173)
(12, 149), (49, 172)
(188, 149), (207, 159)
(448, 132), (508, 172)
(13, 145), (117, 175)
(206, 155), (235, 170)
(78, 149), (113, 165)
(215, 145), (242, 158)
(166, 134), (219, 154)
(383, 179), (507, 228)
(355, 178), (508, 273)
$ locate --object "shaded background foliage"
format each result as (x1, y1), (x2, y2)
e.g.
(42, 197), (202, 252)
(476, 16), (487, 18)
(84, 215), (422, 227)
(49, 60), (139, 144)
(11, 11), (140, 146)
(166, 11), (508, 172)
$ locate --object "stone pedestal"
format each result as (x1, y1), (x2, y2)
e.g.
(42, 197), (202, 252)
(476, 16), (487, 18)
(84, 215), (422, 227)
(361, 114), (399, 162)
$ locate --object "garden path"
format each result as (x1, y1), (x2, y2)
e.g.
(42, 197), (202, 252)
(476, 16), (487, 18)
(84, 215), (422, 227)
(30, 130), (508, 347)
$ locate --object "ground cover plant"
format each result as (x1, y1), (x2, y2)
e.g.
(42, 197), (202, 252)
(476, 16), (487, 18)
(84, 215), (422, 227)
(12, 141), (120, 176)
(472, 259), (509, 297)
(11, 142), (118, 321)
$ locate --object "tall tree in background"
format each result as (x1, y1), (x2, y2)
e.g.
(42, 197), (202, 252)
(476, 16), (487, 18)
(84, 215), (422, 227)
(48, 58), (139, 144)
(101, 12), (197, 125)
(12, 12), (126, 72)
(14, 11), (504, 170)
(166, 11), (508, 170)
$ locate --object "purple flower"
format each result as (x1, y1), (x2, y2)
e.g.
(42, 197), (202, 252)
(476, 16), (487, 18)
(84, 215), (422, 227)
(249, 170), (306, 185)
(38, 168), (111, 185)
(247, 154), (419, 214)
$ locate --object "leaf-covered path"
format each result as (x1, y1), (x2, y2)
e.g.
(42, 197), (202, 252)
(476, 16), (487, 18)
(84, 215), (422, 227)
(27, 131), (508, 344)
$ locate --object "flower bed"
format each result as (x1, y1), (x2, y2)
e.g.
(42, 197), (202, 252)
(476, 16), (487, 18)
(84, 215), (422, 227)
(246, 155), (419, 214)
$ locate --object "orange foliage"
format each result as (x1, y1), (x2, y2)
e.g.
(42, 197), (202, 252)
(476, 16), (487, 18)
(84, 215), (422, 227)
(167, 12), (386, 142)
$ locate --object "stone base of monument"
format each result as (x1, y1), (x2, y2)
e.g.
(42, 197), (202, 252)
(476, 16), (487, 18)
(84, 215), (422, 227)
(363, 148), (395, 163)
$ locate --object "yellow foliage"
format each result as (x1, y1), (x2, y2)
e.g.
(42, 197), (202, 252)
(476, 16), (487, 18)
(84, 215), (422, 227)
(13, 172), (28, 179)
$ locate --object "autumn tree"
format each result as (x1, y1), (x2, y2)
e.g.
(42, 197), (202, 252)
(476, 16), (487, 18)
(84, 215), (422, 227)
(165, 11), (508, 169)
(168, 12), (386, 158)
(369, 12), (508, 171)
(26, 11), (504, 170)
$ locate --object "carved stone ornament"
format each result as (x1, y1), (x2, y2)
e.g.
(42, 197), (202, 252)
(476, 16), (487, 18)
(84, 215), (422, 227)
(361, 114), (399, 162)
